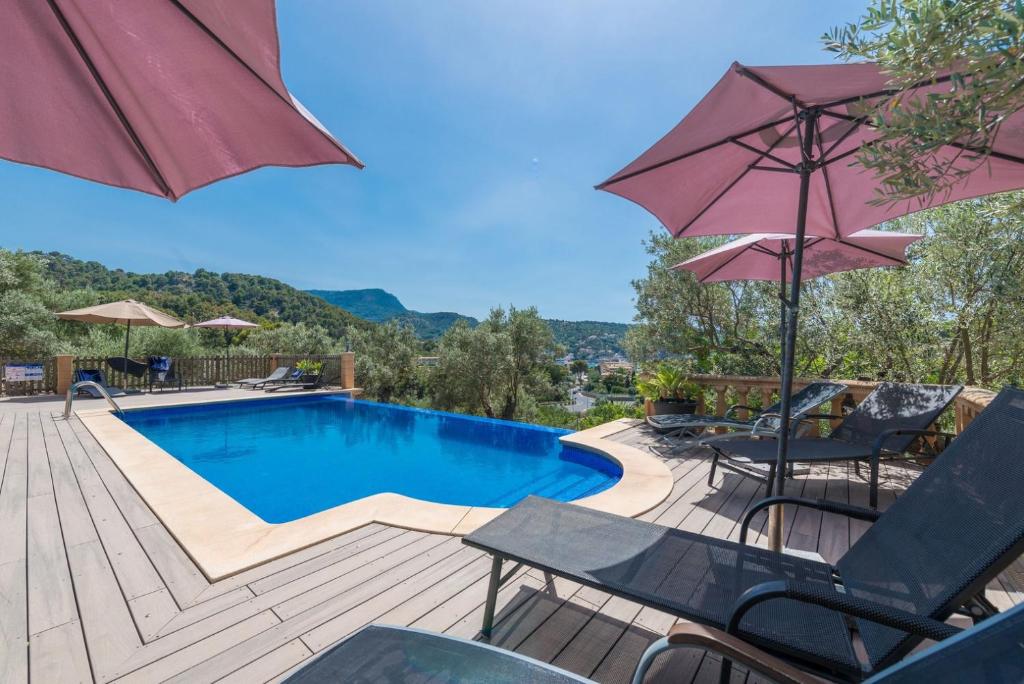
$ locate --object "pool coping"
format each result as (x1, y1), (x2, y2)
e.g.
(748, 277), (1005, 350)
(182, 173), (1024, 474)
(75, 394), (674, 581)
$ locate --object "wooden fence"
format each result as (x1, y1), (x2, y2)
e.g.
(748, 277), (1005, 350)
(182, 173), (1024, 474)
(0, 358), (57, 396)
(69, 354), (347, 392)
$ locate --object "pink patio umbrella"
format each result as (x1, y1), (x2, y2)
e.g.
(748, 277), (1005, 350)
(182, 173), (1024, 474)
(674, 230), (922, 284)
(673, 229), (922, 383)
(1, 0), (362, 201)
(598, 61), (1024, 549)
(193, 315), (259, 386)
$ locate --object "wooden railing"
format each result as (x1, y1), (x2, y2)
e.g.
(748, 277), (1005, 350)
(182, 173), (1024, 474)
(646, 373), (998, 436)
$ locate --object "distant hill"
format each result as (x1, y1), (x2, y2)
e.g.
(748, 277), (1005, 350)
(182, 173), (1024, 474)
(306, 288), (406, 321)
(546, 319), (630, 363)
(307, 288), (630, 360)
(308, 288), (478, 339)
(41, 252), (371, 338)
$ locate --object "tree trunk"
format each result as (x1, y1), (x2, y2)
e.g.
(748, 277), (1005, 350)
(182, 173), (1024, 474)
(960, 323), (975, 385)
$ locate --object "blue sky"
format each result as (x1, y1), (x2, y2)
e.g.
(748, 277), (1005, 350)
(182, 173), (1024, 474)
(0, 0), (865, 323)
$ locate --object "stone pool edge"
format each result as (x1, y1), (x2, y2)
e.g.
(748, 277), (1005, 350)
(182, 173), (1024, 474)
(76, 397), (673, 582)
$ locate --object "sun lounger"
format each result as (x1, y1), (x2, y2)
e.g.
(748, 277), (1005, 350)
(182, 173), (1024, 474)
(281, 601), (1024, 683)
(264, 371), (334, 392)
(73, 369), (127, 397)
(461, 386), (1024, 682)
(647, 380), (847, 436)
(707, 381), (962, 507)
(236, 366), (293, 389)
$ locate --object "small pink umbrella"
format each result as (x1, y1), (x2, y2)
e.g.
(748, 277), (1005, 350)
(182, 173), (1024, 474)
(1, 0), (362, 200)
(674, 230), (922, 380)
(193, 315), (259, 385)
(673, 230), (922, 283)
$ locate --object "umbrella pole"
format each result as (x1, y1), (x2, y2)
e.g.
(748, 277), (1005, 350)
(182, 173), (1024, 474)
(123, 320), (131, 391)
(768, 109), (817, 552)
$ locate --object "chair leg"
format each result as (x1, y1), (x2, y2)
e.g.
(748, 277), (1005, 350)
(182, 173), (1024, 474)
(869, 460), (879, 509)
(854, 460), (861, 478)
(765, 465), (776, 497)
(719, 657), (733, 684)
(481, 555), (503, 639)
(708, 452), (721, 487)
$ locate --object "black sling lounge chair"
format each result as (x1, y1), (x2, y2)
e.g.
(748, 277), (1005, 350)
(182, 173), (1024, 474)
(236, 366), (293, 389)
(462, 386), (1024, 682)
(264, 371), (335, 392)
(706, 382), (962, 507)
(281, 601), (1024, 683)
(647, 380), (848, 438)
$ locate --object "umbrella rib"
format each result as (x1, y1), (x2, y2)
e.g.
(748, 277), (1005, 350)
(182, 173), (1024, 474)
(822, 109), (1024, 166)
(674, 122), (799, 236)
(814, 118), (842, 238)
(595, 115), (794, 188)
(729, 139), (796, 170)
(734, 65), (803, 107)
(43, 0), (173, 198)
(835, 237), (910, 266)
(167, 0), (364, 167)
(697, 242), (761, 282)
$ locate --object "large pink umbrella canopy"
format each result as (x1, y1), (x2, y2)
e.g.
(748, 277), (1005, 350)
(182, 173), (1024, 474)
(673, 230), (922, 283)
(598, 62), (1024, 238)
(1, 0), (362, 201)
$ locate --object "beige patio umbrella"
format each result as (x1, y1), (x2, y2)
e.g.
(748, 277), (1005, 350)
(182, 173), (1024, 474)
(57, 300), (185, 388)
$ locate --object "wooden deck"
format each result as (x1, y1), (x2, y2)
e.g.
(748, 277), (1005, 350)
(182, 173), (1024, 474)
(1, 405), (1020, 683)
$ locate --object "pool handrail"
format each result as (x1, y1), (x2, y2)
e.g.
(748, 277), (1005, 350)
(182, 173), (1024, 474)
(65, 381), (125, 419)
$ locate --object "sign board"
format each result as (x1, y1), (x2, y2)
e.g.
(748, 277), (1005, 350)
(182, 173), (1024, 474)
(4, 363), (44, 382)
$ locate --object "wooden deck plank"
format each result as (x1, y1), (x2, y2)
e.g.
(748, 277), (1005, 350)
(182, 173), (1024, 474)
(67, 538), (142, 681)
(192, 523), (387, 602)
(27, 493), (79, 636)
(66, 418), (159, 530)
(0, 415), (28, 566)
(217, 639), (312, 684)
(0, 560), (28, 684)
(29, 621), (93, 684)
(132, 523), (211, 608)
(161, 536), (466, 683)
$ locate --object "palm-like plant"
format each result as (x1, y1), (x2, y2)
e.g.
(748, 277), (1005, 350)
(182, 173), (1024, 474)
(636, 364), (697, 401)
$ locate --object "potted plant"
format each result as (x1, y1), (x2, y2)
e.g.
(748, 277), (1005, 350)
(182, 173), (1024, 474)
(636, 364), (700, 415)
(295, 359), (323, 380)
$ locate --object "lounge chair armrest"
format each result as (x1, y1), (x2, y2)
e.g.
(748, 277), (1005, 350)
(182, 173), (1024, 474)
(793, 412), (843, 421)
(725, 404), (763, 419)
(740, 496), (880, 544)
(630, 624), (818, 684)
(726, 580), (962, 642)
(871, 428), (955, 459)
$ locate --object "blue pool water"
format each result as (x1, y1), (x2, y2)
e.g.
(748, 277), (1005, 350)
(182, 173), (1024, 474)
(120, 395), (622, 523)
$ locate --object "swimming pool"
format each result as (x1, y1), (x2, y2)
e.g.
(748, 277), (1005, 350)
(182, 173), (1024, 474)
(120, 395), (622, 524)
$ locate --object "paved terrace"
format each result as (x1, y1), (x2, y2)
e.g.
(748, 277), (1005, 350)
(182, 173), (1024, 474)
(0, 390), (1020, 683)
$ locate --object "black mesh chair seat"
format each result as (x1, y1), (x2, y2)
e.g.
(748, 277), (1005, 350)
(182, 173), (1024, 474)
(465, 496), (860, 673)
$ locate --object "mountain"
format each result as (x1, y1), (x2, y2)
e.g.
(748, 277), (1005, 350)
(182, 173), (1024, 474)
(308, 288), (478, 339)
(307, 288), (630, 361)
(306, 288), (406, 321)
(41, 252), (371, 338)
